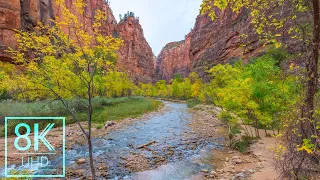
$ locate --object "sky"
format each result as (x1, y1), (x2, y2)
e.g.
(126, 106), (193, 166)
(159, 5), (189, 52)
(109, 0), (202, 56)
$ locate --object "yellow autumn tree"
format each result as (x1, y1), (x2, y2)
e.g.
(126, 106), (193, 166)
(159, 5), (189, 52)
(201, 0), (319, 178)
(6, 0), (123, 178)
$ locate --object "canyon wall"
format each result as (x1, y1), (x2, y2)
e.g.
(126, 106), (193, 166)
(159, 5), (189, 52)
(156, 8), (263, 81)
(117, 17), (155, 83)
(155, 33), (192, 82)
(0, 0), (154, 83)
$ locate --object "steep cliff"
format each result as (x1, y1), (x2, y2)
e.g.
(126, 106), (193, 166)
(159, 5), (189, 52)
(0, 0), (154, 83)
(156, 7), (263, 81)
(155, 33), (192, 82)
(190, 8), (263, 79)
(0, 0), (21, 62)
(117, 17), (155, 83)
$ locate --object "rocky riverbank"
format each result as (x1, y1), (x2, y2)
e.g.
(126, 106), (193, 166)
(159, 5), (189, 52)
(189, 104), (279, 180)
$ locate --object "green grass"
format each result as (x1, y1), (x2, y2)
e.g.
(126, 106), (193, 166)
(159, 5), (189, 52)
(0, 97), (163, 136)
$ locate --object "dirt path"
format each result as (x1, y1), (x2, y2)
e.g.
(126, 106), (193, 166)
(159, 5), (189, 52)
(190, 104), (280, 180)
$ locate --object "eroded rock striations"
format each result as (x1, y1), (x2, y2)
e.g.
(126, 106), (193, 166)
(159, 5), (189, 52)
(117, 17), (155, 83)
(155, 33), (192, 82)
(189, 8), (263, 79)
(156, 8), (263, 81)
(0, 0), (154, 83)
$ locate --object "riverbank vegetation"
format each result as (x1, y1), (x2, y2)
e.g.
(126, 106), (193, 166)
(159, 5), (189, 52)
(137, 48), (300, 133)
(0, 97), (162, 137)
(137, 47), (300, 144)
(201, 0), (320, 179)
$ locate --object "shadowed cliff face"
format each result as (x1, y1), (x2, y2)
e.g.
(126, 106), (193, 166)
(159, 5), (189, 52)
(156, 8), (263, 81)
(0, 0), (154, 83)
(155, 6), (300, 82)
(190, 8), (264, 80)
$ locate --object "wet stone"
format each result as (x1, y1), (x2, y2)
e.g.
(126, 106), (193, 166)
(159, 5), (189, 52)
(76, 158), (86, 165)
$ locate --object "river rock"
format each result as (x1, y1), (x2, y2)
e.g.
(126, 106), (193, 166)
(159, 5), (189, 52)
(97, 163), (108, 170)
(232, 158), (243, 164)
(96, 172), (109, 177)
(232, 156), (240, 159)
(210, 171), (218, 176)
(74, 169), (85, 176)
(105, 121), (116, 128)
(201, 169), (209, 173)
(76, 158), (86, 164)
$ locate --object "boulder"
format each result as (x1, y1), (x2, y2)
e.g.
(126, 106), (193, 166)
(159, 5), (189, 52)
(105, 121), (116, 129)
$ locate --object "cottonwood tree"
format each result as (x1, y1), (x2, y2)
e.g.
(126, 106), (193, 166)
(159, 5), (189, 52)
(201, 0), (319, 178)
(6, 0), (123, 178)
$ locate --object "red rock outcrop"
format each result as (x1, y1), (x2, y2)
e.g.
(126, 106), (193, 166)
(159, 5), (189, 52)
(117, 17), (155, 83)
(189, 8), (263, 79)
(0, 0), (21, 62)
(0, 0), (154, 83)
(156, 7), (263, 81)
(156, 6), (298, 81)
(155, 33), (192, 82)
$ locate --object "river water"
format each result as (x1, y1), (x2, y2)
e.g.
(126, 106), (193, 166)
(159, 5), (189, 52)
(2, 101), (222, 179)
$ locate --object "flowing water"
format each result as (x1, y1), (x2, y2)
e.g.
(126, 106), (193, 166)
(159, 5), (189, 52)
(2, 101), (222, 179)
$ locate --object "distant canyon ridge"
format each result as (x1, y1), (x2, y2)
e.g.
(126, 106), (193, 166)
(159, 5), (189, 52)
(1, 0), (270, 83)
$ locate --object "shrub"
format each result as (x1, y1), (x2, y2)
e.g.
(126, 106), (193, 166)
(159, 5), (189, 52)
(231, 136), (254, 153)
(187, 98), (201, 108)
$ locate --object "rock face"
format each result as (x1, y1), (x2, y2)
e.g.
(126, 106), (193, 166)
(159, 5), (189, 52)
(0, 0), (154, 83)
(117, 17), (155, 83)
(155, 33), (192, 82)
(190, 8), (263, 79)
(0, 0), (21, 62)
(156, 8), (263, 81)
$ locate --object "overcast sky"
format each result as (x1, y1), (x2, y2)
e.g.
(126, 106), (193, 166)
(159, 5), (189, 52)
(109, 0), (202, 56)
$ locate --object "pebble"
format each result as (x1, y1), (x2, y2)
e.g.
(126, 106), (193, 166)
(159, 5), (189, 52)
(201, 169), (209, 173)
(210, 171), (218, 177)
(76, 158), (86, 164)
(232, 156), (240, 159)
(232, 159), (243, 164)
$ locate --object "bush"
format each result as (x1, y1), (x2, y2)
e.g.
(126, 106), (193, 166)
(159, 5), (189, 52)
(0, 90), (12, 100)
(231, 136), (254, 153)
(218, 110), (233, 124)
(96, 124), (103, 129)
(187, 98), (201, 108)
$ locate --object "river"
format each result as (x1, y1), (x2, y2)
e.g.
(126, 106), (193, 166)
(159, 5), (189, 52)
(3, 101), (222, 179)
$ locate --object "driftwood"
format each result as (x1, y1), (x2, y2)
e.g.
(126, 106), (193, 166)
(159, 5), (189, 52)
(137, 140), (157, 149)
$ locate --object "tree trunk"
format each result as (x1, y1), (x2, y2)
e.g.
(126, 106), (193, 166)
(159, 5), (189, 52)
(87, 135), (96, 179)
(303, 0), (320, 142)
(306, 0), (319, 124)
(87, 90), (96, 179)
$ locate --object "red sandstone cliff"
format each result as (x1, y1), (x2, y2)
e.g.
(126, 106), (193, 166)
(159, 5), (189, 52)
(156, 6), (298, 81)
(189, 8), (264, 79)
(117, 17), (155, 83)
(156, 8), (263, 81)
(155, 33), (192, 82)
(0, 0), (154, 83)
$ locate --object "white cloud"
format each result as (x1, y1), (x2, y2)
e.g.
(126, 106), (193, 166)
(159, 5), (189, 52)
(109, 0), (202, 55)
